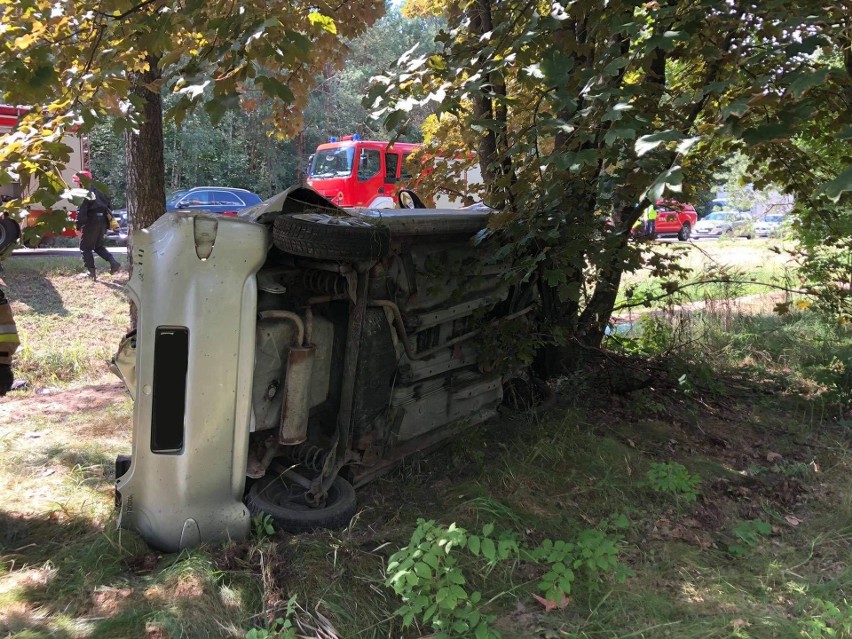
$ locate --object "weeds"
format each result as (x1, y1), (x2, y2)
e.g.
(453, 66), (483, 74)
(728, 519), (773, 557)
(385, 518), (630, 638)
(645, 462), (701, 502)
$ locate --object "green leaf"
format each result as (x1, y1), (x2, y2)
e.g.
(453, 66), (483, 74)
(644, 166), (683, 202)
(384, 109), (408, 132)
(468, 535), (481, 556)
(788, 68), (829, 99)
(413, 562), (432, 580)
(481, 538), (496, 562)
(603, 57), (628, 76)
(482, 523), (494, 537)
(604, 127), (636, 145)
(256, 76), (295, 103)
(818, 165), (852, 202)
(742, 121), (795, 145)
(635, 131), (683, 157)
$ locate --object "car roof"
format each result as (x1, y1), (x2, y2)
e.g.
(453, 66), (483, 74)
(185, 186), (256, 193)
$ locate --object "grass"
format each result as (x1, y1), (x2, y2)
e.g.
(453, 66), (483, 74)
(0, 256), (131, 390)
(618, 237), (800, 311)
(1, 250), (851, 639)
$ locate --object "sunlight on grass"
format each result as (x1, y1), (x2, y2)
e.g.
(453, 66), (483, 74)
(2, 256), (130, 390)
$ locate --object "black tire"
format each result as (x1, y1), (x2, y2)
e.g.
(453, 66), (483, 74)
(677, 222), (691, 242)
(0, 217), (21, 251)
(273, 212), (390, 262)
(247, 474), (357, 533)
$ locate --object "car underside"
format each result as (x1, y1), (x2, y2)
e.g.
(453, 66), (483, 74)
(112, 187), (542, 551)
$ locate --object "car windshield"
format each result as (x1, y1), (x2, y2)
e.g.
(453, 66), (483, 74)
(705, 212), (734, 221)
(166, 190), (189, 206)
(763, 215), (784, 223)
(310, 147), (355, 178)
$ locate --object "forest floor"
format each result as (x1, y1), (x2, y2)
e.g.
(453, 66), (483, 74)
(1, 250), (850, 639)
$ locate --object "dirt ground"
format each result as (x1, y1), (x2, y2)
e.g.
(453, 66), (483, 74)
(0, 382), (127, 422)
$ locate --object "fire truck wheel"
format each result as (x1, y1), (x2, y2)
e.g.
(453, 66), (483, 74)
(247, 474), (357, 533)
(273, 212), (390, 262)
(0, 217), (21, 251)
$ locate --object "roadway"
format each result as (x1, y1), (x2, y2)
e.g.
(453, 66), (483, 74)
(10, 246), (128, 257)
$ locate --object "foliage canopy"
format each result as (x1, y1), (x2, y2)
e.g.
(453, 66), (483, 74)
(0, 0), (385, 229)
(372, 0), (852, 355)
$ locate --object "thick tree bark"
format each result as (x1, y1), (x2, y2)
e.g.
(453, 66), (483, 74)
(124, 54), (165, 328)
(125, 54), (165, 232)
(467, 0), (499, 188)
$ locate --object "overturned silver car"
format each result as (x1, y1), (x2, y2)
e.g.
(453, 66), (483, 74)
(112, 187), (540, 551)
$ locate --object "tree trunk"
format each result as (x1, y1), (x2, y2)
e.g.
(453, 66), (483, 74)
(125, 54), (165, 232)
(124, 54), (165, 328)
(467, 0), (499, 188)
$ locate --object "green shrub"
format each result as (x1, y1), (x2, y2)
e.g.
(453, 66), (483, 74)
(645, 462), (701, 502)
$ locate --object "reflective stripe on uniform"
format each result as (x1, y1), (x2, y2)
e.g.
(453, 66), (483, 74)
(0, 334), (19, 342)
(0, 323), (18, 334)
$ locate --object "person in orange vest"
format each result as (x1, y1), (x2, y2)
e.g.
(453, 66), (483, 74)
(0, 286), (18, 395)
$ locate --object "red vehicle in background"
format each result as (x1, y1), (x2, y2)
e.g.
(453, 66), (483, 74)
(1, 104), (86, 247)
(655, 201), (698, 241)
(307, 136), (419, 208)
(306, 136), (481, 209)
(631, 200), (698, 241)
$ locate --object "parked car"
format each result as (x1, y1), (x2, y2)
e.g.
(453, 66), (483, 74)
(110, 186), (545, 551)
(692, 211), (754, 239)
(754, 214), (786, 237)
(111, 187), (262, 234)
(629, 200), (698, 241)
(654, 200), (698, 241)
(167, 186), (262, 214)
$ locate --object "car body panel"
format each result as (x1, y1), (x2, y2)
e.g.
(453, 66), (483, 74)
(115, 213), (267, 552)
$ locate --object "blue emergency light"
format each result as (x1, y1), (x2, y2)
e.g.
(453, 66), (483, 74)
(329, 136), (338, 142)
(352, 134), (361, 140)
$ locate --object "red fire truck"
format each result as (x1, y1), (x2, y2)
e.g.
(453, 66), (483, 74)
(306, 136), (481, 208)
(0, 104), (88, 247)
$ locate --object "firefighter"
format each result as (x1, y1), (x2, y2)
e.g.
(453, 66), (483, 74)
(73, 171), (122, 281)
(0, 286), (18, 396)
(643, 202), (658, 237)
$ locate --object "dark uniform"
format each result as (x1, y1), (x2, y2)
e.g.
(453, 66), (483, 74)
(77, 185), (121, 280)
(0, 287), (18, 395)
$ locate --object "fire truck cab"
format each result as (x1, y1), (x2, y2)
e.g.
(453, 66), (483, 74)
(307, 136), (419, 208)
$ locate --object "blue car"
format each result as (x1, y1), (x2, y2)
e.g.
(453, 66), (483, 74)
(166, 186), (262, 214)
(111, 186), (263, 237)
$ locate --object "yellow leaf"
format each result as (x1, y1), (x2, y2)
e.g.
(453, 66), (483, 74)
(308, 11), (337, 35)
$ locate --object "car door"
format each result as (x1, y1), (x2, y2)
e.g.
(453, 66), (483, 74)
(655, 206), (678, 234)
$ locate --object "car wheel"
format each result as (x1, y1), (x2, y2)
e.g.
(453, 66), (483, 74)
(398, 189), (426, 209)
(677, 222), (691, 242)
(273, 212), (390, 262)
(247, 473), (357, 533)
(0, 217), (21, 251)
